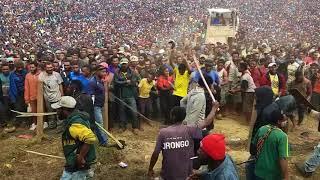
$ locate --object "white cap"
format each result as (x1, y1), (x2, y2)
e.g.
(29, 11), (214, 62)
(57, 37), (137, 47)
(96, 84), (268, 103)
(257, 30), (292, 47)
(51, 96), (77, 109)
(268, 62), (277, 68)
(130, 56), (139, 62)
(159, 49), (165, 54)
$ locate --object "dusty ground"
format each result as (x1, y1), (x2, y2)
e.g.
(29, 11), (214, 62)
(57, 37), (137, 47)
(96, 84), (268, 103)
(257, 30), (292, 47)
(0, 114), (319, 180)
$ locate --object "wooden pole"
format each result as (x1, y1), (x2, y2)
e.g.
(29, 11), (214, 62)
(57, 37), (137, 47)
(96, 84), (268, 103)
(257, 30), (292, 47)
(36, 81), (44, 137)
(103, 82), (109, 131)
(247, 99), (257, 150)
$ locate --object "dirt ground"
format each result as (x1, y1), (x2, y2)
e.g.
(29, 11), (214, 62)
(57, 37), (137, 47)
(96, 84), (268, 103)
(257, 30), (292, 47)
(0, 114), (319, 180)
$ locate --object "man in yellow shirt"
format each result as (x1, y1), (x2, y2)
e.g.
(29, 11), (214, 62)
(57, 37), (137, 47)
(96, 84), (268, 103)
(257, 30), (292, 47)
(51, 96), (97, 179)
(138, 73), (156, 118)
(170, 56), (192, 107)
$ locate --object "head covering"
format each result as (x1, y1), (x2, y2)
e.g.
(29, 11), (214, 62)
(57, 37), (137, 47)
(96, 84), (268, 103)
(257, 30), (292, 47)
(130, 56), (139, 62)
(99, 62), (108, 69)
(51, 96), (76, 109)
(120, 58), (129, 64)
(255, 86), (274, 111)
(268, 62), (277, 68)
(200, 54), (208, 59)
(205, 59), (214, 66)
(276, 95), (296, 115)
(200, 134), (226, 160)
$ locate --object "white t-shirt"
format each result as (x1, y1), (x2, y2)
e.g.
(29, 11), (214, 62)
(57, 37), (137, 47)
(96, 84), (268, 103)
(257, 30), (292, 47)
(39, 71), (63, 103)
(241, 71), (256, 93)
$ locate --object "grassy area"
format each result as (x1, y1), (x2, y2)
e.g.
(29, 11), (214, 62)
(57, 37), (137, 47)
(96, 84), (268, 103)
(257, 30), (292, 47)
(0, 115), (319, 180)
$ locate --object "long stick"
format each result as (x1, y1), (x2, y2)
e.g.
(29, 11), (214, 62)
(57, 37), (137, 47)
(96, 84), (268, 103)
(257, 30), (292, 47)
(21, 149), (65, 160)
(95, 122), (124, 149)
(110, 94), (153, 126)
(193, 55), (216, 102)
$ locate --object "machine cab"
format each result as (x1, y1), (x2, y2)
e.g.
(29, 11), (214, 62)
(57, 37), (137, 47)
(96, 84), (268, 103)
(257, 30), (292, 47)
(205, 8), (239, 44)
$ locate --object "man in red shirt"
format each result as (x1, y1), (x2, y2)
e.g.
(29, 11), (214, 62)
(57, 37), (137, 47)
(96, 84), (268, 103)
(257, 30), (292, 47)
(249, 60), (262, 88)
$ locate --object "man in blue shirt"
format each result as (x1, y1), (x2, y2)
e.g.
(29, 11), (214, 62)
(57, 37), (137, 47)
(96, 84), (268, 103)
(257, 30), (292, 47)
(9, 60), (27, 127)
(193, 59), (220, 86)
(70, 62), (90, 94)
(88, 65), (108, 146)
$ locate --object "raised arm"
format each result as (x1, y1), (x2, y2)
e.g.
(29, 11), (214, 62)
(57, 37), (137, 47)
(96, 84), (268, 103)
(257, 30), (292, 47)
(197, 102), (219, 129)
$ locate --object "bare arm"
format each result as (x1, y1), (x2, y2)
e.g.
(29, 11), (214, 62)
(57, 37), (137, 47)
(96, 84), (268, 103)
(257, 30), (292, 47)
(148, 152), (159, 172)
(183, 57), (192, 73)
(279, 158), (289, 180)
(59, 84), (64, 96)
(197, 102), (219, 129)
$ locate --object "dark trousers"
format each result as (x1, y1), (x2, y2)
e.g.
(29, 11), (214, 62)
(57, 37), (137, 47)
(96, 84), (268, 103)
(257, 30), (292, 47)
(13, 95), (27, 125)
(311, 92), (320, 111)
(297, 103), (305, 125)
(171, 95), (183, 108)
(151, 95), (160, 119)
(139, 97), (152, 118)
(159, 90), (172, 124)
(119, 97), (139, 129)
(108, 100), (118, 129)
(0, 96), (10, 124)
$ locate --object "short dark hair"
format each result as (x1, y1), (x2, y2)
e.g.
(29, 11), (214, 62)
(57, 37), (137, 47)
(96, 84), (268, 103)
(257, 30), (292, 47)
(71, 60), (79, 66)
(1, 62), (9, 68)
(268, 109), (284, 125)
(29, 61), (38, 67)
(178, 63), (187, 71)
(70, 80), (82, 91)
(81, 65), (91, 71)
(240, 62), (248, 71)
(170, 106), (186, 123)
(231, 51), (240, 56)
(15, 60), (24, 68)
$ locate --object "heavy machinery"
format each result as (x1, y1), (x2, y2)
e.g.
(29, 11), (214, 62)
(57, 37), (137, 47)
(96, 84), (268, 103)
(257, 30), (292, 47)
(205, 8), (239, 44)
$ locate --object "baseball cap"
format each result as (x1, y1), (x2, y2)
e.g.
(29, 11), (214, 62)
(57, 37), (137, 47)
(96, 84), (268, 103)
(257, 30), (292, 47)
(120, 58), (129, 64)
(130, 56), (139, 62)
(200, 54), (208, 59)
(200, 134), (226, 160)
(99, 62), (108, 69)
(268, 62), (277, 68)
(51, 96), (77, 109)
(205, 59), (214, 65)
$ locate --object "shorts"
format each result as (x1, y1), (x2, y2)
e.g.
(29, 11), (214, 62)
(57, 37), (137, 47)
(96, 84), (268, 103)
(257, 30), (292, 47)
(242, 92), (255, 113)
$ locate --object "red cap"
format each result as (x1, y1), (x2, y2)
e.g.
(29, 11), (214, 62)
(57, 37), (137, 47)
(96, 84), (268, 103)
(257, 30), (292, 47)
(200, 134), (226, 160)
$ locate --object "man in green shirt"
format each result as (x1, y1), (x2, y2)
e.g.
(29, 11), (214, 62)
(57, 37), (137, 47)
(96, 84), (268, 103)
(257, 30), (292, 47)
(252, 109), (289, 180)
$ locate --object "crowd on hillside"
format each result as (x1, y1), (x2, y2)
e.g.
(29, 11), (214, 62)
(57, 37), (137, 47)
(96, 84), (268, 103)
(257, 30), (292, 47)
(1, 0), (320, 55)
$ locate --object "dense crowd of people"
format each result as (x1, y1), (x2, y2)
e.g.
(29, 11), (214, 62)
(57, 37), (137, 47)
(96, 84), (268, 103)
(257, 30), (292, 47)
(1, 0), (320, 179)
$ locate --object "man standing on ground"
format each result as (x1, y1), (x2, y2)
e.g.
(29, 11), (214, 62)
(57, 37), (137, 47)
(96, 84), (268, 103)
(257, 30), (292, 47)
(251, 109), (289, 180)
(114, 58), (140, 134)
(260, 63), (286, 98)
(51, 96), (97, 179)
(24, 61), (41, 130)
(39, 62), (64, 129)
(88, 65), (108, 146)
(230, 62), (256, 123)
(0, 63), (11, 126)
(170, 57), (192, 107)
(9, 60), (27, 128)
(288, 70), (312, 126)
(148, 103), (219, 180)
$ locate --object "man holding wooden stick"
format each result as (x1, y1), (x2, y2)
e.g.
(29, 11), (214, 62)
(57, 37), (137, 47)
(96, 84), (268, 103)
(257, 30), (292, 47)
(51, 96), (97, 179)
